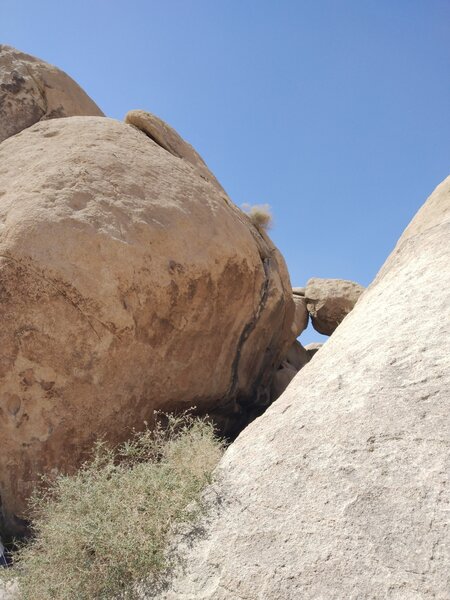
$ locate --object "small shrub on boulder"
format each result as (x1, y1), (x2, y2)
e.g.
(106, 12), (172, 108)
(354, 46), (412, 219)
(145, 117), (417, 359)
(242, 203), (273, 231)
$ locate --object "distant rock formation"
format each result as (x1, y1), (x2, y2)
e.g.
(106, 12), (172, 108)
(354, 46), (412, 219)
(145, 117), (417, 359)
(0, 114), (295, 535)
(155, 176), (450, 599)
(0, 45), (103, 143)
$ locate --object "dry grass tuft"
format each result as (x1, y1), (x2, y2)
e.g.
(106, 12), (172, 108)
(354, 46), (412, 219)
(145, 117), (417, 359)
(242, 203), (273, 231)
(4, 414), (224, 600)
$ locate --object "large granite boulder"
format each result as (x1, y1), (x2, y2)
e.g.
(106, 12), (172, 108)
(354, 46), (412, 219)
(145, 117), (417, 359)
(156, 176), (450, 599)
(0, 45), (103, 143)
(0, 116), (294, 535)
(305, 277), (365, 335)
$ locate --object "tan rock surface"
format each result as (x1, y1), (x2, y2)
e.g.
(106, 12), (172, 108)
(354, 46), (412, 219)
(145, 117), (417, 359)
(306, 277), (365, 335)
(291, 294), (308, 337)
(285, 340), (310, 371)
(155, 177), (450, 599)
(0, 45), (103, 143)
(125, 110), (222, 189)
(270, 363), (297, 401)
(292, 286), (305, 296)
(0, 116), (294, 534)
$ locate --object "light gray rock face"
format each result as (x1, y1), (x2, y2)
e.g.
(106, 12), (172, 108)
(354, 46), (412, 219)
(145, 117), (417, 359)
(0, 580), (16, 600)
(156, 177), (450, 599)
(0, 45), (103, 143)
(306, 277), (365, 335)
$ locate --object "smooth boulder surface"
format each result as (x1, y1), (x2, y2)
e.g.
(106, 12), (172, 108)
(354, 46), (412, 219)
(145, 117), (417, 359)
(0, 45), (103, 143)
(125, 110), (222, 189)
(156, 177), (450, 599)
(0, 116), (294, 534)
(305, 277), (365, 335)
(291, 294), (308, 337)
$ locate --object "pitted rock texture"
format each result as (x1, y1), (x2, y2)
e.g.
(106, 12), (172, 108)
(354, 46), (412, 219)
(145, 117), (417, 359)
(0, 116), (294, 535)
(155, 177), (450, 600)
(0, 45), (103, 143)
(305, 277), (365, 335)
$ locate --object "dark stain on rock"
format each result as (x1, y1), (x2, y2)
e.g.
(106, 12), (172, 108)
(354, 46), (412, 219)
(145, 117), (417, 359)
(1, 71), (26, 94)
(43, 106), (66, 119)
(168, 260), (185, 275)
(40, 380), (55, 392)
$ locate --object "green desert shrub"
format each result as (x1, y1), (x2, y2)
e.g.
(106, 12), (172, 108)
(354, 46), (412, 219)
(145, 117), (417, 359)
(6, 414), (224, 600)
(242, 203), (273, 231)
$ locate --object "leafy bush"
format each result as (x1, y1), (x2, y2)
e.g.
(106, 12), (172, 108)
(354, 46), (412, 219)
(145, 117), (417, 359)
(242, 203), (273, 231)
(5, 414), (224, 600)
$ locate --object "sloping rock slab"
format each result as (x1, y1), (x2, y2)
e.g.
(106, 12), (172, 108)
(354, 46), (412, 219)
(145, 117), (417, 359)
(156, 176), (450, 599)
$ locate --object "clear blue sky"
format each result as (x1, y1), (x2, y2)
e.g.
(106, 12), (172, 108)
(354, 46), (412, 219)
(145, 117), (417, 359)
(2, 1), (449, 343)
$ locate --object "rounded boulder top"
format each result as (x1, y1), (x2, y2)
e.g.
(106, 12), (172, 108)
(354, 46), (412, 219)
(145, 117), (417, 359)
(0, 44), (104, 143)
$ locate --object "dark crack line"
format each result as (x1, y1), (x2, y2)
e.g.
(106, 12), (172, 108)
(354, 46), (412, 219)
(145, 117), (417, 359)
(226, 256), (271, 400)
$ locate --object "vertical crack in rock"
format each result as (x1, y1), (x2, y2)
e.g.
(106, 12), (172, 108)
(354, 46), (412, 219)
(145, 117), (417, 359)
(226, 254), (272, 402)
